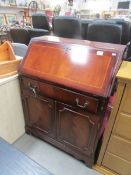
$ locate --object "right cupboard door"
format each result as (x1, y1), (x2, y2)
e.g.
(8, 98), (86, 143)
(56, 102), (101, 156)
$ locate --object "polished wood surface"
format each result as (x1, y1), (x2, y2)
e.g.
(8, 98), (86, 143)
(0, 138), (53, 175)
(0, 41), (16, 61)
(22, 76), (99, 113)
(23, 94), (56, 139)
(20, 36), (125, 97)
(19, 37), (125, 168)
(0, 60), (21, 78)
(21, 76), (103, 167)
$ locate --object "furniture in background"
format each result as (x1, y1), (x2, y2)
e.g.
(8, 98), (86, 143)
(10, 28), (49, 45)
(86, 23), (122, 44)
(28, 28), (49, 39)
(0, 138), (53, 175)
(96, 61), (131, 175)
(19, 36), (125, 167)
(81, 18), (131, 45)
(0, 32), (8, 44)
(10, 28), (30, 45)
(108, 19), (131, 45)
(81, 19), (93, 39)
(53, 16), (82, 39)
(32, 14), (50, 31)
(12, 43), (28, 57)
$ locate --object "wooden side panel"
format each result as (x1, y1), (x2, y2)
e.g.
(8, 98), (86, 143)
(97, 82), (125, 165)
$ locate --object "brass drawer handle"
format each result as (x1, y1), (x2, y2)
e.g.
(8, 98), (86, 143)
(75, 98), (89, 109)
(28, 82), (37, 97)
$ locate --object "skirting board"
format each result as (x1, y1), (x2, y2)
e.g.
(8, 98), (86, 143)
(93, 165), (118, 175)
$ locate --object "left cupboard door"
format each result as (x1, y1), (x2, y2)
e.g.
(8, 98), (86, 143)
(22, 94), (56, 139)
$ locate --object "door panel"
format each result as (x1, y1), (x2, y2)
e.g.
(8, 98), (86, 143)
(56, 102), (100, 155)
(23, 94), (55, 138)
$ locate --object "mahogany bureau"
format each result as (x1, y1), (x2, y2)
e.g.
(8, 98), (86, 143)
(19, 36), (125, 167)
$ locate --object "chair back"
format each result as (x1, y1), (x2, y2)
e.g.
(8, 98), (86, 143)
(12, 43), (28, 57)
(108, 19), (130, 45)
(53, 16), (81, 39)
(32, 14), (50, 31)
(10, 28), (30, 45)
(28, 28), (49, 38)
(86, 23), (122, 44)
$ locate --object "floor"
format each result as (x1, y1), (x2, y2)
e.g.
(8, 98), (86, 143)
(14, 134), (103, 175)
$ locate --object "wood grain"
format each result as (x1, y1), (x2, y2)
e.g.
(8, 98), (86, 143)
(97, 82), (125, 165)
(103, 152), (131, 175)
(19, 36), (125, 97)
(0, 41), (16, 61)
(0, 59), (21, 77)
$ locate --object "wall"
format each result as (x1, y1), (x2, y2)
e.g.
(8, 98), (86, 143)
(0, 75), (25, 144)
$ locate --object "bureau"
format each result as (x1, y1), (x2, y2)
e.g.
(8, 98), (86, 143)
(19, 36), (125, 167)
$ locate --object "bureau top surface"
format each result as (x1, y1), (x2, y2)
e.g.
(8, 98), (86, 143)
(19, 36), (125, 97)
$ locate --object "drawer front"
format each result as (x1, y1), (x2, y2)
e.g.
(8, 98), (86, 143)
(103, 152), (131, 175)
(120, 84), (131, 114)
(113, 112), (131, 140)
(21, 77), (99, 113)
(107, 135), (131, 162)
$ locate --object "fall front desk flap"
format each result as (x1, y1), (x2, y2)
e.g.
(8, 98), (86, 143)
(19, 36), (126, 97)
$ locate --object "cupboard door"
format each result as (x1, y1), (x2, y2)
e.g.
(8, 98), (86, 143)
(56, 102), (101, 156)
(22, 94), (55, 138)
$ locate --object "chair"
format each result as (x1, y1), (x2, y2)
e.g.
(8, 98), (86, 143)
(10, 28), (30, 45)
(12, 43), (28, 57)
(81, 19), (93, 39)
(53, 16), (81, 39)
(107, 19), (130, 45)
(28, 28), (49, 39)
(86, 23), (122, 44)
(32, 14), (50, 31)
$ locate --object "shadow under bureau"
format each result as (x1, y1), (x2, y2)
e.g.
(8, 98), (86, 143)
(19, 36), (125, 167)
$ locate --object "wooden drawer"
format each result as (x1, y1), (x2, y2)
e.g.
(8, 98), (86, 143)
(107, 135), (131, 162)
(120, 84), (131, 114)
(103, 152), (131, 175)
(21, 77), (99, 113)
(113, 112), (131, 140)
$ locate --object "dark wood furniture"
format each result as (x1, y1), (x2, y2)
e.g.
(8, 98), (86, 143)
(19, 36), (125, 167)
(0, 138), (53, 175)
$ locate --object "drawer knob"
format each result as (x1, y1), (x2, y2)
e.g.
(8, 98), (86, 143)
(75, 98), (89, 109)
(28, 83), (37, 97)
